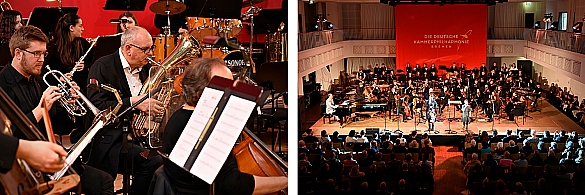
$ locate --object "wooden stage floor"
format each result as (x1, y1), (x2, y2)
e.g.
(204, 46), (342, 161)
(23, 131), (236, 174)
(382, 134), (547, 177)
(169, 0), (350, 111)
(309, 100), (585, 136)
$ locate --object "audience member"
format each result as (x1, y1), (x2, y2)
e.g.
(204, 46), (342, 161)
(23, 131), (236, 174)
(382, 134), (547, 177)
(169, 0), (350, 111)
(521, 139), (533, 155)
(421, 139), (435, 155)
(349, 165), (365, 178)
(375, 182), (391, 195)
(494, 179), (509, 195)
(512, 182), (527, 195)
(530, 178), (550, 195)
(499, 151), (514, 167)
(344, 153), (357, 166)
(331, 131), (343, 143)
(299, 140), (310, 155)
(346, 130), (357, 143)
(494, 142), (506, 159)
(373, 152), (386, 168)
(479, 140), (491, 153)
(465, 153), (482, 172)
(475, 178), (494, 195)
(514, 153), (528, 167)
(502, 129), (517, 144)
(320, 130), (331, 144)
(379, 141), (392, 154)
(489, 130), (500, 145)
(357, 150), (373, 167)
(526, 130), (540, 144)
(539, 130), (553, 143)
(505, 140), (519, 154)
(407, 140), (420, 154)
(483, 154), (498, 166)
(529, 150), (544, 166)
(366, 142), (378, 158)
(393, 179), (408, 195)
(543, 150), (559, 166)
(304, 129), (319, 143)
(357, 130), (369, 143)
(393, 139), (407, 153)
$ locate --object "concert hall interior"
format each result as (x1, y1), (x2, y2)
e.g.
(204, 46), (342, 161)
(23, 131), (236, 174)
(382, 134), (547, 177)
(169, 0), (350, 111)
(298, 0), (585, 194)
(0, 0), (289, 194)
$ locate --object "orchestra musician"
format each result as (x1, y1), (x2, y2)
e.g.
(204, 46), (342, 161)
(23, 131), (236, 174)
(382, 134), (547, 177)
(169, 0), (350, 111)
(357, 69), (366, 81)
(0, 25), (114, 194)
(374, 64), (381, 75)
(405, 63), (412, 74)
(479, 63), (487, 74)
(160, 58), (288, 195)
(46, 13), (91, 93)
(116, 11), (138, 33)
(85, 26), (163, 195)
(0, 133), (67, 174)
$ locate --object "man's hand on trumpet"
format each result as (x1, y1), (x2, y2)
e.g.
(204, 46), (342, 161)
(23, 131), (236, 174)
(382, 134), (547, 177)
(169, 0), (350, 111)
(31, 86), (62, 122)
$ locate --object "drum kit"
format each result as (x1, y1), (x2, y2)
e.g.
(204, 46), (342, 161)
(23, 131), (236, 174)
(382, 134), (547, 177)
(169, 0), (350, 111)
(148, 0), (268, 71)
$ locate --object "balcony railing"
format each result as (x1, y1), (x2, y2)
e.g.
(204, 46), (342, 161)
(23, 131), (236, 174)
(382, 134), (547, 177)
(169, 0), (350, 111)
(299, 27), (585, 55)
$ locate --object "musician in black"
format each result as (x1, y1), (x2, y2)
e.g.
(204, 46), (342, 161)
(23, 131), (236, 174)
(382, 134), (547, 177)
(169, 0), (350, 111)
(357, 69), (366, 81)
(479, 63), (487, 74)
(381, 63), (387, 73)
(450, 62), (458, 72)
(356, 82), (365, 101)
(414, 64), (420, 74)
(422, 63), (429, 74)
(397, 94), (409, 122)
(430, 63), (437, 74)
(405, 63), (412, 74)
(374, 64), (382, 75)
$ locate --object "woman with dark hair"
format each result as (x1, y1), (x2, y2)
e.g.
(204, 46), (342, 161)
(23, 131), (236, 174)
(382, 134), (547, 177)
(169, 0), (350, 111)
(46, 13), (91, 93)
(0, 10), (22, 44)
(161, 58), (287, 195)
(0, 10), (22, 67)
(116, 11), (137, 33)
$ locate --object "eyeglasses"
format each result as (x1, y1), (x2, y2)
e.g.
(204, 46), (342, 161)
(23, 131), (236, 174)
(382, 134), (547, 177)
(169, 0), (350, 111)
(129, 43), (156, 54)
(19, 48), (49, 58)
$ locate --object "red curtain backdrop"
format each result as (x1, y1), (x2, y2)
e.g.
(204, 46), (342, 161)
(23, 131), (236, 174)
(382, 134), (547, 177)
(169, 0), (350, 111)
(395, 4), (487, 72)
(9, 0), (283, 41)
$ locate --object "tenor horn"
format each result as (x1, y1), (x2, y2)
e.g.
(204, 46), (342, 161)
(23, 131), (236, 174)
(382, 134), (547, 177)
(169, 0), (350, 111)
(132, 33), (202, 148)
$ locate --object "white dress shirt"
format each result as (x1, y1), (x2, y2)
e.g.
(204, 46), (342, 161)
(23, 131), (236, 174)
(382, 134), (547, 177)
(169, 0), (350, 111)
(119, 49), (143, 97)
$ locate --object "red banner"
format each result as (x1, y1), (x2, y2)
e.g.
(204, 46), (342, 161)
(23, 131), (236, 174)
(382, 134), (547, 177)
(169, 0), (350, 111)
(395, 4), (487, 72)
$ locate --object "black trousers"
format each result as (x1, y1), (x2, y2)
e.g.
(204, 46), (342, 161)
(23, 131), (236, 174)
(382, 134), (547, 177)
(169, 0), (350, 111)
(118, 143), (163, 195)
(81, 165), (115, 195)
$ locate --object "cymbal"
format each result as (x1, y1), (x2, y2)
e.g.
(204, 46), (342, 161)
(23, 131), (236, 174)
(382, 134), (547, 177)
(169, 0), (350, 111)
(242, 0), (266, 8)
(150, 0), (186, 15)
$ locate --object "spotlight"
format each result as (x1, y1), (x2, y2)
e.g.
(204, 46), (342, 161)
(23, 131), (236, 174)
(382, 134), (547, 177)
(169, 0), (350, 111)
(534, 21), (541, 29)
(573, 22), (583, 33)
(328, 23), (333, 28)
(314, 25), (319, 29)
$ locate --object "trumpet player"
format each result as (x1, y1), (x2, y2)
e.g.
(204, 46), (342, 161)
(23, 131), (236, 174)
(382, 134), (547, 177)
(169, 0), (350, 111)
(85, 26), (163, 195)
(0, 26), (114, 195)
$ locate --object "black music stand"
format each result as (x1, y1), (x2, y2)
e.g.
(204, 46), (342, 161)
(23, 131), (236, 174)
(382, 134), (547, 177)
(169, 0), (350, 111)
(27, 7), (78, 38)
(104, 0), (147, 11)
(255, 62), (287, 153)
(185, 0), (242, 19)
(91, 36), (121, 64)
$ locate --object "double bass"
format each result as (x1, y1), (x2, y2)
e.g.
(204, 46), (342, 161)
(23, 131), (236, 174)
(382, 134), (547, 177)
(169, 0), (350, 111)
(0, 88), (79, 195)
(233, 128), (288, 194)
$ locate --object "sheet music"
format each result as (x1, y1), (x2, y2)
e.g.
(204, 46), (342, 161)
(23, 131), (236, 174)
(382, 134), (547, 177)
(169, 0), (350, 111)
(53, 120), (105, 180)
(169, 88), (224, 167)
(190, 95), (257, 184)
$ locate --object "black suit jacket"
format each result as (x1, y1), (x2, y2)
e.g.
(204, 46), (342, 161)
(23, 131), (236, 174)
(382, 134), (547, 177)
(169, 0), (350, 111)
(84, 51), (150, 177)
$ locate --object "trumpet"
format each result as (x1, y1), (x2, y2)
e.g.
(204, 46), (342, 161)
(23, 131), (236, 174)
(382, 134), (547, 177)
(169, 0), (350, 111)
(43, 65), (100, 116)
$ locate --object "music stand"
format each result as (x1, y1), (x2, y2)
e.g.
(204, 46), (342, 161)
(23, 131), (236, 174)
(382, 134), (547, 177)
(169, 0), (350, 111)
(104, 0), (148, 11)
(185, 0), (242, 19)
(27, 7), (78, 38)
(91, 36), (121, 64)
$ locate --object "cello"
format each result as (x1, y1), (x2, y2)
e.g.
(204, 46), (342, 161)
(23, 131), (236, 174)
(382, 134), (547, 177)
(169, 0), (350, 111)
(233, 128), (288, 195)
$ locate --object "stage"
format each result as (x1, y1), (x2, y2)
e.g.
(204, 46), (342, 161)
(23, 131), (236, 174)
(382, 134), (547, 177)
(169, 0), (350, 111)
(309, 100), (585, 141)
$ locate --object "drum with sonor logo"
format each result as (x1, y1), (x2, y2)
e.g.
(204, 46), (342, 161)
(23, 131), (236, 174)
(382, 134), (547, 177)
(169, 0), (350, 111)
(201, 48), (248, 74)
(187, 17), (219, 41)
(153, 35), (176, 63)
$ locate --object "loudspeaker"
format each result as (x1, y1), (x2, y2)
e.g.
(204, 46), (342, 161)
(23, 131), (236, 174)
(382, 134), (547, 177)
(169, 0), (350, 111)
(516, 128), (531, 137)
(366, 128), (380, 136)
